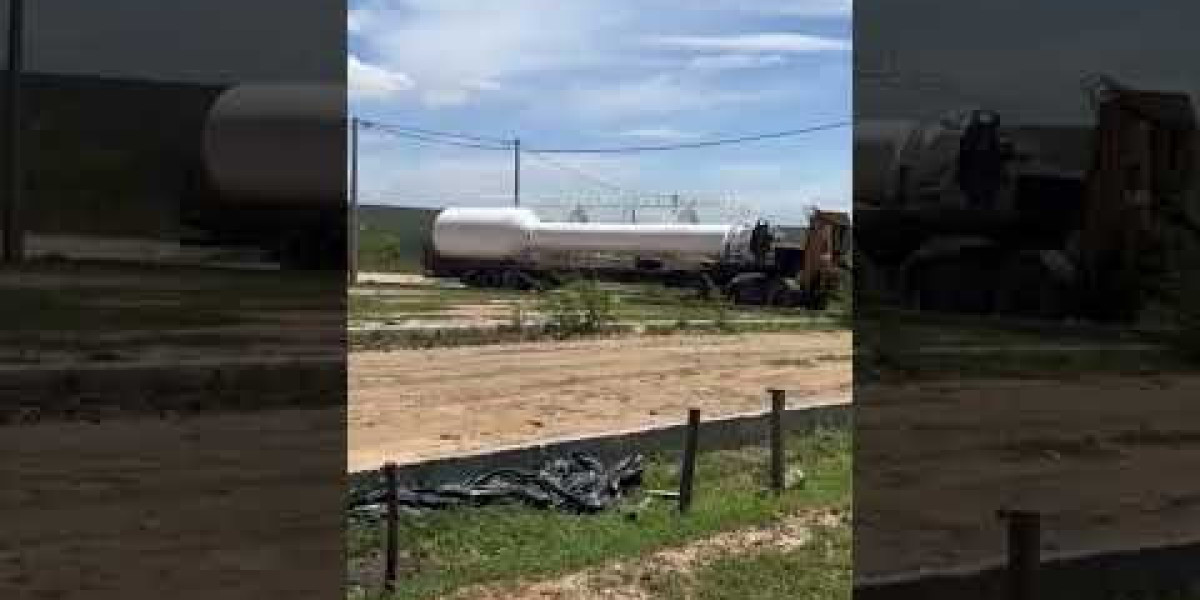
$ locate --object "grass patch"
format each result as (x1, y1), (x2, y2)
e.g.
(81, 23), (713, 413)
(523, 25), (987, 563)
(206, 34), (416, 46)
(0, 259), (344, 338)
(350, 319), (847, 352)
(857, 307), (1188, 381)
(355, 205), (437, 274)
(348, 279), (837, 330)
(346, 429), (851, 600)
(0, 287), (236, 332)
(350, 295), (452, 318)
(878, 346), (1188, 381)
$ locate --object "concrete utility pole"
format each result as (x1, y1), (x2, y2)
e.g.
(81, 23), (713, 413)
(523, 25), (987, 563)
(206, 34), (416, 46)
(2, 0), (24, 263)
(348, 116), (359, 284)
(513, 137), (521, 207)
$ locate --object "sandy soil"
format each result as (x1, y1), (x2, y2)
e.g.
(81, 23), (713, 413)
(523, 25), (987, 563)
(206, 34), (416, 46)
(348, 332), (852, 470)
(856, 375), (1200, 580)
(0, 409), (344, 600)
(355, 272), (429, 286)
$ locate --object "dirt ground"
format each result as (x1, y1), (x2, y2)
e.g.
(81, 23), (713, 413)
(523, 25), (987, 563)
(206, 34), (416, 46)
(856, 374), (1200, 581)
(348, 332), (852, 470)
(0, 409), (344, 600)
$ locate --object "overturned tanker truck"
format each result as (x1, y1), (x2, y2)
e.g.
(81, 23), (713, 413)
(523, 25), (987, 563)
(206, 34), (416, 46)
(422, 206), (849, 309)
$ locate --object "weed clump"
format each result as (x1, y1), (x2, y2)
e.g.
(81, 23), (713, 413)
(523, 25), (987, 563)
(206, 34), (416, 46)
(538, 278), (619, 338)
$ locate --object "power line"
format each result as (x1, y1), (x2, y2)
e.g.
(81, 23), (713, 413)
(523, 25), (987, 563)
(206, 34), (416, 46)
(523, 150), (642, 196)
(363, 121), (515, 151)
(527, 121), (849, 153)
(357, 117), (850, 153)
(359, 119), (513, 145)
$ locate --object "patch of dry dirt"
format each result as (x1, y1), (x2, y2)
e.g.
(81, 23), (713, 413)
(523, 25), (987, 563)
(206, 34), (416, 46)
(356, 272), (431, 286)
(458, 509), (847, 600)
(435, 302), (518, 323)
(348, 332), (852, 469)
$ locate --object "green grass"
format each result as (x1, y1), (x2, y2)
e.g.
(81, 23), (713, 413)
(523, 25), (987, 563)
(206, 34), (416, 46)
(355, 205), (437, 273)
(0, 259), (344, 334)
(856, 307), (1189, 381)
(347, 429), (851, 600)
(348, 279), (845, 338)
(350, 319), (846, 352)
(349, 295), (452, 318)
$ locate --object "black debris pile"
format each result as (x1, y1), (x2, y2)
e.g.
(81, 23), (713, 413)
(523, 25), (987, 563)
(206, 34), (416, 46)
(348, 453), (645, 519)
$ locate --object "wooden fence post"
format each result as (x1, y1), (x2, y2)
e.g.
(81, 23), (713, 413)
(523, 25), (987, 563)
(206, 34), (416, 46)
(768, 388), (787, 493)
(998, 509), (1040, 600)
(383, 462), (399, 592)
(679, 408), (701, 513)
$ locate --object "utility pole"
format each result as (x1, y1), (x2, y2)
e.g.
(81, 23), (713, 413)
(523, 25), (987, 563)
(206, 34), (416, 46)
(348, 116), (359, 284)
(513, 137), (521, 207)
(2, 0), (24, 263)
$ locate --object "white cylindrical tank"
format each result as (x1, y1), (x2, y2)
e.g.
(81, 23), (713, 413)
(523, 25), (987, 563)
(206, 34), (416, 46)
(856, 110), (992, 206)
(432, 207), (540, 259)
(203, 83), (344, 204)
(532, 222), (732, 256)
(854, 119), (917, 202)
(431, 207), (739, 261)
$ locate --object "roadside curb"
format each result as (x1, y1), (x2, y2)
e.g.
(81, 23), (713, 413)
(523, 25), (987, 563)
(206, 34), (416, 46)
(350, 395), (850, 487)
(856, 538), (1200, 599)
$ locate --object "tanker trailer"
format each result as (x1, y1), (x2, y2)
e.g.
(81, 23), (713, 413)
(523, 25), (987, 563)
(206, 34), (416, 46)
(184, 83), (346, 270)
(422, 207), (845, 309)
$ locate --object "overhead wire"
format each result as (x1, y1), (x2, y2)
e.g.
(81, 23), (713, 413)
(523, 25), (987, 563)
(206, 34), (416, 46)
(362, 121), (515, 151)
(356, 117), (848, 214)
(522, 150), (643, 196)
(356, 117), (850, 153)
(525, 121), (850, 153)
(358, 118), (514, 145)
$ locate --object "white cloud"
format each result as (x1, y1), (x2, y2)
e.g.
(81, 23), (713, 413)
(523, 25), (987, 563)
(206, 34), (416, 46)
(642, 0), (851, 18)
(647, 33), (849, 53)
(754, 0), (852, 17)
(349, 1), (852, 215)
(620, 127), (695, 140)
(687, 54), (788, 71)
(349, 54), (414, 100)
(347, 9), (368, 33)
(353, 0), (620, 107)
(565, 74), (776, 121)
(359, 152), (647, 207)
(703, 162), (851, 219)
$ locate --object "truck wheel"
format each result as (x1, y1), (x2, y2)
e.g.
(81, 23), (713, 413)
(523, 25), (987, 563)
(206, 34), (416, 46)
(501, 270), (534, 290)
(461, 271), (486, 287)
(728, 276), (771, 306)
(278, 225), (345, 271)
(762, 278), (787, 307)
(997, 256), (1068, 319)
(806, 292), (830, 311)
(909, 258), (995, 314)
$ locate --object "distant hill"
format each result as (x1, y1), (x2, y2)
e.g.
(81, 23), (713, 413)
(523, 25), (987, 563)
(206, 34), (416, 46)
(356, 205), (440, 273)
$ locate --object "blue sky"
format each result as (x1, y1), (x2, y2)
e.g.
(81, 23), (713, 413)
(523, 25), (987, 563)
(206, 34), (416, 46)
(349, 0), (851, 224)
